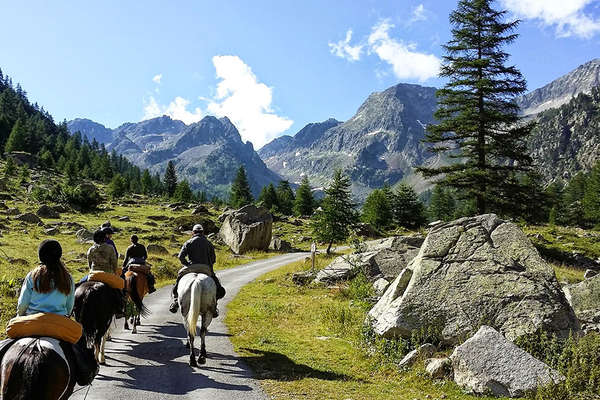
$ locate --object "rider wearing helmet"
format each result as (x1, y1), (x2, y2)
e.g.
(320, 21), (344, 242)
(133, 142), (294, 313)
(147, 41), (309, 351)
(169, 224), (225, 316)
(122, 234), (156, 293)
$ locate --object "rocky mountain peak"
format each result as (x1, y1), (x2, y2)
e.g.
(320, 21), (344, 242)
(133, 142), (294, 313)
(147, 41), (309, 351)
(517, 58), (600, 116)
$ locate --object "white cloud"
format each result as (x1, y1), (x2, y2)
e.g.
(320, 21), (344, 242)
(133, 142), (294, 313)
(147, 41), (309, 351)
(205, 55), (293, 149)
(367, 20), (440, 81)
(328, 30), (364, 62)
(501, 0), (600, 38)
(143, 96), (203, 125)
(152, 74), (162, 84)
(410, 4), (427, 23)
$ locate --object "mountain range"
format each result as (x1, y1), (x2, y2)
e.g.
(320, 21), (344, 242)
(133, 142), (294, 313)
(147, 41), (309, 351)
(69, 58), (600, 199)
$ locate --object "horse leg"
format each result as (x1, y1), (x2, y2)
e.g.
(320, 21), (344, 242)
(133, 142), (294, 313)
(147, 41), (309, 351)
(198, 324), (207, 365)
(188, 332), (197, 367)
(99, 328), (110, 365)
(124, 316), (130, 330)
(132, 313), (137, 334)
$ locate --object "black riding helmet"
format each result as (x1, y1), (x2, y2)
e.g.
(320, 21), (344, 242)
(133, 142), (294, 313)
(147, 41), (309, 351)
(93, 229), (107, 244)
(38, 239), (62, 270)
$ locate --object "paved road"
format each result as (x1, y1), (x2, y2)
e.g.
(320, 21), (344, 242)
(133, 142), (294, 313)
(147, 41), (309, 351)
(72, 252), (309, 400)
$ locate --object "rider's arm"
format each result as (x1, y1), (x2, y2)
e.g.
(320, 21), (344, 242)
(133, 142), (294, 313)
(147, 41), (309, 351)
(209, 243), (216, 268)
(16, 273), (33, 316)
(109, 247), (118, 273)
(122, 247), (130, 269)
(178, 244), (189, 266)
(142, 245), (148, 261)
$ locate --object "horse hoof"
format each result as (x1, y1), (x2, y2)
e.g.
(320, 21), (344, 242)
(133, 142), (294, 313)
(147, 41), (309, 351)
(190, 360), (197, 368)
(198, 357), (206, 365)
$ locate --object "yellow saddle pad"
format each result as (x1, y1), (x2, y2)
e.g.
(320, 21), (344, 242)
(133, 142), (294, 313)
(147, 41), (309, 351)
(7, 313), (83, 344)
(89, 271), (125, 290)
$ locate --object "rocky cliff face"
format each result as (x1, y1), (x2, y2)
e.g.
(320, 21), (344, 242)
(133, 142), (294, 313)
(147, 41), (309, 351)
(528, 87), (600, 182)
(68, 115), (280, 198)
(259, 83), (438, 198)
(517, 59), (600, 116)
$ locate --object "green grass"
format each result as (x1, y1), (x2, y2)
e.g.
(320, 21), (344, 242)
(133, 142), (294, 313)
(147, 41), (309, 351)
(226, 255), (513, 400)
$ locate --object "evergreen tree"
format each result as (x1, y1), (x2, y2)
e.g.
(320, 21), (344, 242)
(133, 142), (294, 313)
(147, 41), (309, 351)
(562, 172), (586, 226)
(361, 188), (392, 229)
(164, 160), (177, 197)
(3, 156), (16, 176)
(39, 149), (55, 169)
(173, 180), (193, 202)
(197, 191), (207, 203)
(418, 0), (534, 215)
(4, 118), (27, 153)
(258, 183), (278, 210)
(18, 164), (30, 185)
(229, 166), (253, 208)
(108, 174), (128, 199)
(276, 180), (295, 215)
(392, 184), (426, 228)
(583, 163), (600, 226)
(141, 169), (153, 194)
(293, 176), (314, 216)
(429, 185), (456, 222)
(311, 170), (358, 253)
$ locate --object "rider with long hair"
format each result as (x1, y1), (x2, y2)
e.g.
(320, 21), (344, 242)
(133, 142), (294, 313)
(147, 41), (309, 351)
(17, 239), (75, 317)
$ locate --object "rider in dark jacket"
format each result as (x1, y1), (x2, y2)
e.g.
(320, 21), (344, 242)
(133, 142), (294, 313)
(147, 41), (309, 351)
(122, 235), (156, 293)
(169, 224), (224, 315)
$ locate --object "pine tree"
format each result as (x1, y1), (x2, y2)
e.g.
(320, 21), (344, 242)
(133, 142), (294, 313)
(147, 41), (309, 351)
(197, 191), (207, 203)
(311, 170), (358, 253)
(276, 180), (295, 215)
(164, 160), (177, 197)
(562, 173), (586, 226)
(108, 174), (128, 199)
(392, 184), (426, 228)
(39, 149), (55, 169)
(258, 183), (278, 210)
(3, 156), (16, 177)
(293, 176), (314, 216)
(230, 166), (253, 208)
(18, 164), (30, 185)
(418, 0), (534, 215)
(362, 189), (392, 229)
(429, 185), (456, 221)
(141, 169), (153, 194)
(583, 163), (600, 226)
(173, 180), (193, 202)
(4, 118), (27, 153)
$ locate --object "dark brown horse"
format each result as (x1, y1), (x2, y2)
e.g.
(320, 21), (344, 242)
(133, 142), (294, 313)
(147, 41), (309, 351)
(0, 337), (73, 400)
(73, 281), (125, 364)
(123, 269), (150, 334)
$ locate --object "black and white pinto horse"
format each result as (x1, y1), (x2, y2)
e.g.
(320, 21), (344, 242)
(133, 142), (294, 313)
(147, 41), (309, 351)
(177, 273), (217, 367)
(73, 281), (125, 364)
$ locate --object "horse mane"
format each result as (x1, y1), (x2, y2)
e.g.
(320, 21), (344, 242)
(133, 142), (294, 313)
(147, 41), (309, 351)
(1, 339), (70, 400)
(126, 274), (150, 317)
(73, 281), (124, 348)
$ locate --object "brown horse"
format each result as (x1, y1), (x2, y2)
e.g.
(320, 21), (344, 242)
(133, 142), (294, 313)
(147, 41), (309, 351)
(0, 337), (73, 400)
(123, 269), (150, 334)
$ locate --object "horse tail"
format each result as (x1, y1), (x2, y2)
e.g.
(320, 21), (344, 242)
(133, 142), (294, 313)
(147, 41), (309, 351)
(129, 275), (150, 318)
(187, 277), (202, 335)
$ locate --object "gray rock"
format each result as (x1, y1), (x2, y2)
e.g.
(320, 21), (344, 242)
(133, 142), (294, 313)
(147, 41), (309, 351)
(563, 274), (600, 331)
(584, 269), (598, 279)
(368, 268), (413, 322)
(75, 228), (94, 243)
(292, 271), (316, 286)
(398, 343), (436, 368)
(192, 205), (208, 215)
(370, 214), (579, 343)
(373, 278), (390, 296)
(269, 236), (293, 252)
(44, 227), (59, 235)
(36, 205), (60, 219)
(450, 326), (564, 397)
(219, 205), (272, 254)
(425, 357), (452, 379)
(118, 216), (130, 222)
(218, 209), (234, 223)
(147, 244), (169, 255)
(16, 213), (43, 224)
(315, 236), (422, 284)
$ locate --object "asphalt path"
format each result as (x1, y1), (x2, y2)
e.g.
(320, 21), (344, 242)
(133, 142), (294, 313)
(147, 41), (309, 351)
(71, 252), (309, 400)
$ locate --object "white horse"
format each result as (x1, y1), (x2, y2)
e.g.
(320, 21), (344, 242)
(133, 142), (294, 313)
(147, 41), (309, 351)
(177, 273), (216, 367)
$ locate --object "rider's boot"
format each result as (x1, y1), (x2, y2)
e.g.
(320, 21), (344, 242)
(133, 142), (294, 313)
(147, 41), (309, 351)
(148, 273), (156, 294)
(213, 302), (219, 318)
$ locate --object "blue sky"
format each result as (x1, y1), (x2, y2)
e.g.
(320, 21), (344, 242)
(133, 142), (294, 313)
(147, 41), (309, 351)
(3, 0), (600, 148)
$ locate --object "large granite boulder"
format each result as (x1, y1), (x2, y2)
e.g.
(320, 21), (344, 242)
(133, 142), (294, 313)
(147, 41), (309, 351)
(36, 205), (60, 219)
(219, 205), (272, 254)
(451, 326), (564, 397)
(16, 213), (42, 224)
(269, 236), (293, 252)
(563, 274), (600, 332)
(370, 214), (579, 343)
(314, 236), (423, 284)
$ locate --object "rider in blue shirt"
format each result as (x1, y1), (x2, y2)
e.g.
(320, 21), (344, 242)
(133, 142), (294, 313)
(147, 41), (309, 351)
(17, 240), (75, 317)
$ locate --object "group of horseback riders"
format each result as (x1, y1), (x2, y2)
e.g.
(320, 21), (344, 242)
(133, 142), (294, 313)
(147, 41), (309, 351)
(1, 222), (225, 398)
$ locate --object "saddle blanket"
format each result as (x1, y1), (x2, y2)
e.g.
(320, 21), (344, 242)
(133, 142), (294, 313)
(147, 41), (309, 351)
(6, 313), (83, 344)
(89, 270), (125, 290)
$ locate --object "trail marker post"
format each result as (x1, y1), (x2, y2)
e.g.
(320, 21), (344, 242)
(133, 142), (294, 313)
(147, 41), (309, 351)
(310, 242), (316, 273)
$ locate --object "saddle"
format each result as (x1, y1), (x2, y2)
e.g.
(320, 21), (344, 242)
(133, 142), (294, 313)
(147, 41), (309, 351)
(178, 264), (226, 299)
(6, 313), (83, 344)
(128, 264), (151, 275)
(88, 271), (125, 290)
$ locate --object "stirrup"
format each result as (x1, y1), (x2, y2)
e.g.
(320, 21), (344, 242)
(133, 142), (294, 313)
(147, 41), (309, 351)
(169, 300), (179, 313)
